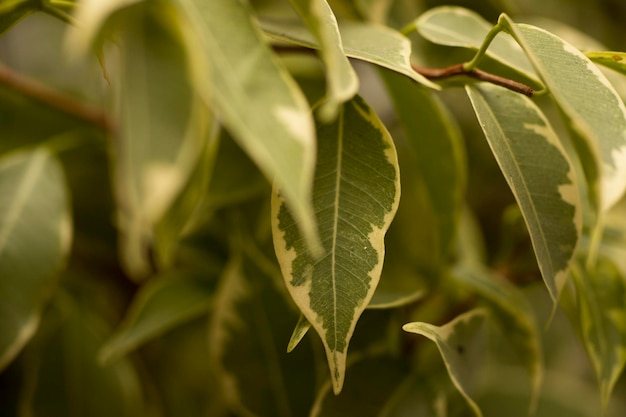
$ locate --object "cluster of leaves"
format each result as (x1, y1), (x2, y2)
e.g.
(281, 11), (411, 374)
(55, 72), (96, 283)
(2, 0), (626, 416)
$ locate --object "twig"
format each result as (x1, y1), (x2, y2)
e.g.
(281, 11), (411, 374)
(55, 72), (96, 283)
(0, 62), (115, 132)
(414, 63), (535, 97)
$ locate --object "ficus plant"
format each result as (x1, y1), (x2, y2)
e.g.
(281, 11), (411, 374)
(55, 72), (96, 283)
(2, 0), (626, 416)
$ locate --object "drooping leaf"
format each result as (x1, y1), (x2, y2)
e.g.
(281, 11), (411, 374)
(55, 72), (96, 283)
(380, 67), (466, 260)
(310, 355), (410, 417)
(175, 0), (320, 254)
(466, 83), (581, 302)
(261, 18), (439, 89)
(586, 52), (626, 76)
(413, 6), (538, 83)
(403, 309), (488, 417)
(209, 254), (316, 417)
(0, 148), (71, 371)
(0, 0), (37, 35)
(288, 0), (358, 119)
(20, 288), (144, 417)
(499, 15), (626, 212)
(99, 270), (218, 363)
(453, 265), (543, 413)
(571, 256), (626, 411)
(272, 95), (400, 393)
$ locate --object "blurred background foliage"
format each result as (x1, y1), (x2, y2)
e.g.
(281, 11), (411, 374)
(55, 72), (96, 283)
(1, 0), (626, 416)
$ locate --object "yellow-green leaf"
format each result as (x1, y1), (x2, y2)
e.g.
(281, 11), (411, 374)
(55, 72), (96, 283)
(499, 15), (626, 212)
(466, 83), (581, 302)
(586, 51), (626, 76)
(0, 148), (71, 371)
(288, 0), (358, 119)
(272, 95), (400, 394)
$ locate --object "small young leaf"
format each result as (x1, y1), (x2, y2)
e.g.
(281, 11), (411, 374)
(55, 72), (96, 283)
(403, 309), (488, 417)
(466, 83), (581, 302)
(571, 256), (626, 411)
(499, 15), (626, 212)
(287, 314), (311, 353)
(586, 51), (626, 76)
(210, 254), (316, 417)
(0, 148), (71, 371)
(261, 19), (439, 89)
(100, 270), (218, 363)
(175, 0), (320, 254)
(288, 0), (359, 119)
(413, 6), (538, 83)
(272, 95), (400, 394)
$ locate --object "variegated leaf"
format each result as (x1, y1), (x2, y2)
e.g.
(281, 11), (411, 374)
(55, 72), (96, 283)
(466, 83), (581, 302)
(586, 51), (626, 76)
(288, 0), (358, 119)
(499, 15), (626, 212)
(272, 95), (400, 394)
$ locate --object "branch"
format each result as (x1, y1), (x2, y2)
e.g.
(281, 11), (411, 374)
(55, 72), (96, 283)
(414, 63), (535, 97)
(0, 62), (115, 132)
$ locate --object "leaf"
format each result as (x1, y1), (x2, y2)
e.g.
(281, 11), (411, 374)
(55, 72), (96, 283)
(466, 83), (581, 302)
(175, 0), (320, 254)
(453, 265), (543, 413)
(379, 67), (466, 260)
(210, 254), (316, 417)
(99, 270), (218, 363)
(413, 6), (538, 83)
(108, 6), (205, 278)
(261, 18), (439, 89)
(310, 355), (410, 417)
(287, 314), (311, 353)
(403, 309), (488, 417)
(272, 95), (400, 394)
(571, 256), (626, 411)
(20, 289), (144, 417)
(0, 148), (71, 371)
(288, 0), (358, 119)
(499, 15), (626, 212)
(586, 51), (626, 76)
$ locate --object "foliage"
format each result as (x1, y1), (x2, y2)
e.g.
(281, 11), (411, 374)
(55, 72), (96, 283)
(2, 0), (626, 416)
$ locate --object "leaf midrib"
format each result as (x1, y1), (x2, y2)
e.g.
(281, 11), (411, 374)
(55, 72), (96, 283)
(330, 106), (344, 350)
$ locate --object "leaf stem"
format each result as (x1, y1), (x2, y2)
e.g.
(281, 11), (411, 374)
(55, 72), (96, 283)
(414, 63), (534, 97)
(0, 62), (114, 132)
(463, 21), (505, 71)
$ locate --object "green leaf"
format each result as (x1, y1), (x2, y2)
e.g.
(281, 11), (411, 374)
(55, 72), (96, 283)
(0, 148), (71, 371)
(175, 0), (320, 254)
(99, 270), (218, 363)
(380, 68), (466, 260)
(287, 314), (311, 353)
(466, 83), (581, 302)
(0, 0), (37, 35)
(108, 6), (205, 278)
(261, 18), (439, 89)
(210, 254), (316, 417)
(413, 6), (538, 83)
(571, 256), (626, 411)
(310, 355), (411, 417)
(453, 266), (543, 413)
(403, 309), (488, 417)
(586, 52), (626, 76)
(499, 15), (626, 212)
(272, 95), (400, 393)
(288, 0), (358, 119)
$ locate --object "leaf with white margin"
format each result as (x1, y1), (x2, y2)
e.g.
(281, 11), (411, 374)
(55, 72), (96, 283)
(403, 309), (488, 417)
(0, 148), (71, 370)
(572, 256), (626, 412)
(586, 52), (626, 77)
(288, 0), (358, 119)
(176, 0), (320, 254)
(260, 18), (439, 89)
(466, 83), (581, 302)
(272, 95), (400, 394)
(413, 6), (538, 83)
(499, 15), (626, 212)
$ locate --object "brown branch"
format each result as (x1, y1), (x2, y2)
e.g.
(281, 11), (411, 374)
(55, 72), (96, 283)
(0, 62), (115, 132)
(414, 63), (535, 97)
